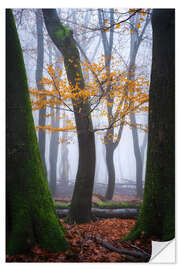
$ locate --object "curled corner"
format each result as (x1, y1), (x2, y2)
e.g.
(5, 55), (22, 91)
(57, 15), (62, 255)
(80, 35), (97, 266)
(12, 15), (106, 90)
(150, 239), (175, 263)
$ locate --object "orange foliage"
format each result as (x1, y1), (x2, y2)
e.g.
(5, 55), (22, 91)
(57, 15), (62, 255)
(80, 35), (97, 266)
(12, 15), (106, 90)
(6, 218), (153, 262)
(30, 54), (149, 139)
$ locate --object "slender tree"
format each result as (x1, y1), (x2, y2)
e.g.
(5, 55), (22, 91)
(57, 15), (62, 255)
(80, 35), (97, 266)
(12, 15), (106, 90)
(128, 12), (150, 198)
(140, 131), (148, 182)
(6, 9), (69, 255)
(59, 114), (70, 185)
(35, 9), (47, 175)
(48, 46), (61, 196)
(42, 9), (96, 224)
(98, 8), (118, 200)
(98, 9), (149, 199)
(126, 9), (175, 241)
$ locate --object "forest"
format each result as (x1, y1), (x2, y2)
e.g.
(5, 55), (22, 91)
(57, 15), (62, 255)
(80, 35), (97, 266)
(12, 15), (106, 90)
(6, 8), (175, 263)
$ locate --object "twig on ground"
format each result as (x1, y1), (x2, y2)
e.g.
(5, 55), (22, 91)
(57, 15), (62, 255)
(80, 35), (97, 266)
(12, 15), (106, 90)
(123, 240), (151, 257)
(89, 236), (150, 259)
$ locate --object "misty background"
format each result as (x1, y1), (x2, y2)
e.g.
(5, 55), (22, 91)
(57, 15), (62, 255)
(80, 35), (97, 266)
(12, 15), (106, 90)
(13, 8), (152, 197)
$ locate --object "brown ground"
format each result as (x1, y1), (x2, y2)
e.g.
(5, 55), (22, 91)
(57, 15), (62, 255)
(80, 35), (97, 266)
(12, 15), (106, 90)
(6, 218), (154, 262)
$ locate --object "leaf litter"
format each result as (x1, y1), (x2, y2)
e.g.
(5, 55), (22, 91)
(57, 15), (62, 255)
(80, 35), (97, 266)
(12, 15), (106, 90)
(6, 218), (155, 263)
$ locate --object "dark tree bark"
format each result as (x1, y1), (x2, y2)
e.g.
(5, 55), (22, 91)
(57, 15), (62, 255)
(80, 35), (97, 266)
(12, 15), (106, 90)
(35, 9), (47, 175)
(125, 9), (175, 241)
(42, 9), (96, 224)
(6, 9), (69, 255)
(104, 142), (116, 199)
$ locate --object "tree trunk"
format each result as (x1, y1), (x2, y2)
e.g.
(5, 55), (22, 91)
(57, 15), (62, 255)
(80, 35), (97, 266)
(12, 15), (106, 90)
(130, 113), (143, 198)
(140, 132), (148, 182)
(128, 12), (150, 198)
(98, 9), (116, 200)
(35, 9), (47, 175)
(140, 132), (148, 166)
(129, 58), (144, 199)
(49, 127), (59, 195)
(126, 9), (175, 241)
(60, 116), (70, 185)
(49, 47), (60, 196)
(6, 9), (69, 255)
(105, 143), (115, 200)
(60, 144), (69, 183)
(42, 9), (96, 224)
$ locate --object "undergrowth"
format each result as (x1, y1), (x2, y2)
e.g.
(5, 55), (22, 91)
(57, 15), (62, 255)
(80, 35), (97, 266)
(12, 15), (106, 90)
(54, 201), (141, 209)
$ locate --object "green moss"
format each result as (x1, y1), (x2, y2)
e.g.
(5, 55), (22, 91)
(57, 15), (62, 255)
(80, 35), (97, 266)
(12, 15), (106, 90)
(64, 26), (71, 36)
(6, 9), (70, 255)
(123, 146), (174, 242)
(94, 201), (141, 209)
(121, 202), (128, 207)
(56, 29), (65, 40)
(55, 25), (71, 41)
(54, 201), (141, 210)
(55, 202), (71, 208)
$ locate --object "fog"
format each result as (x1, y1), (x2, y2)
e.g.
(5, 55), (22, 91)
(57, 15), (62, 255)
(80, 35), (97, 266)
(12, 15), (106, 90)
(13, 8), (152, 196)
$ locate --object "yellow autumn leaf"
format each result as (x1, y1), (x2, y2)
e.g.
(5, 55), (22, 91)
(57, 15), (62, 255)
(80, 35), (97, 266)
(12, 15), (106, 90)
(130, 29), (134, 35)
(137, 23), (141, 29)
(58, 69), (63, 77)
(115, 23), (120, 29)
(129, 8), (136, 14)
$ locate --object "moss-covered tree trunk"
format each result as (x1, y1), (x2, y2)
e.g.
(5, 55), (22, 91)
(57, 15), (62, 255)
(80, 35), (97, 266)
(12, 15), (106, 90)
(42, 9), (96, 224)
(6, 9), (69, 255)
(126, 9), (175, 241)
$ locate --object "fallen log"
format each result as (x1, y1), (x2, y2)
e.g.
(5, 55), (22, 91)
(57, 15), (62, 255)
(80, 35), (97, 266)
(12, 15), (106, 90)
(56, 208), (139, 219)
(91, 208), (139, 219)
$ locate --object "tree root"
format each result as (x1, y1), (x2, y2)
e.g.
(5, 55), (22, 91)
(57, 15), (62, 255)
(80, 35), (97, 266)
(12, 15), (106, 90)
(90, 236), (151, 261)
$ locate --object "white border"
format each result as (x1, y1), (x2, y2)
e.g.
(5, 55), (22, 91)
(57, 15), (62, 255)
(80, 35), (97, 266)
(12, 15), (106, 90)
(1, 1), (179, 268)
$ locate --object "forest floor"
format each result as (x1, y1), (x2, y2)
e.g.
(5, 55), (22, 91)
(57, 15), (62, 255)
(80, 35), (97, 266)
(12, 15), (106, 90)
(6, 195), (157, 263)
(6, 217), (156, 263)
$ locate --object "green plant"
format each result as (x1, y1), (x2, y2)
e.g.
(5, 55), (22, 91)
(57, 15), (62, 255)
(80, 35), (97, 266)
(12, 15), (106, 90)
(54, 202), (71, 208)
